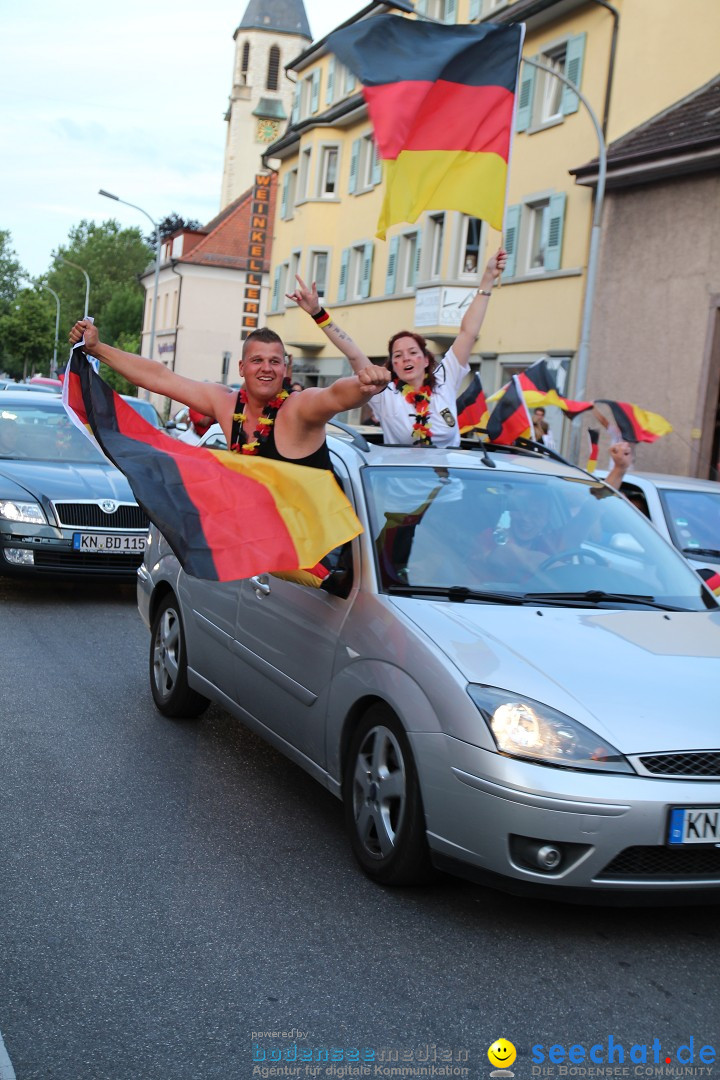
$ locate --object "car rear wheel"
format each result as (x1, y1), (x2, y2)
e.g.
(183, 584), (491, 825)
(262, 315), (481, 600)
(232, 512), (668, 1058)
(150, 593), (209, 719)
(343, 704), (433, 885)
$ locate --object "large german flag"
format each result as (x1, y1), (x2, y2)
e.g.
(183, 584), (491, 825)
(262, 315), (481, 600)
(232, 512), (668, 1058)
(327, 15), (524, 237)
(456, 372), (488, 434)
(486, 374), (532, 445)
(63, 348), (362, 582)
(595, 400), (673, 443)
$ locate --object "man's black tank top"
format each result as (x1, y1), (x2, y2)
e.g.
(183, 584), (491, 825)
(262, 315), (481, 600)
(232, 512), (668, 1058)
(229, 392), (333, 471)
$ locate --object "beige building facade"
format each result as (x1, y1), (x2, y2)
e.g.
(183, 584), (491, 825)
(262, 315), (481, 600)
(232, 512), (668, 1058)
(264, 0), (720, 468)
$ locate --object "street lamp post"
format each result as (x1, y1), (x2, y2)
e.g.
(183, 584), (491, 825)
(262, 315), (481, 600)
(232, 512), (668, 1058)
(41, 284), (61, 378)
(99, 189), (162, 363)
(59, 256), (90, 318)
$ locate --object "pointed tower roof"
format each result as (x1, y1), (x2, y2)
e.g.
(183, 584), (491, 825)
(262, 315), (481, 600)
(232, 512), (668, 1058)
(236, 0), (311, 40)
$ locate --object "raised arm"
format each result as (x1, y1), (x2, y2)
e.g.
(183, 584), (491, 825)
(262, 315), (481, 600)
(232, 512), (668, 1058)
(291, 365), (390, 428)
(605, 440), (635, 491)
(452, 248), (506, 367)
(68, 319), (234, 422)
(286, 275), (371, 375)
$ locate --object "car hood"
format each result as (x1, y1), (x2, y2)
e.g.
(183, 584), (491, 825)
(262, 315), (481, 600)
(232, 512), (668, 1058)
(392, 599), (720, 754)
(0, 460), (135, 501)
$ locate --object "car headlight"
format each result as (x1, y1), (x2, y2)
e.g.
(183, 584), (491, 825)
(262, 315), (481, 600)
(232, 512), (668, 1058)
(467, 685), (634, 774)
(0, 500), (47, 525)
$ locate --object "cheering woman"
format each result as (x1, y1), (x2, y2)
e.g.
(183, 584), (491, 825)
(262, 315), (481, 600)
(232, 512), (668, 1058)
(287, 248), (505, 448)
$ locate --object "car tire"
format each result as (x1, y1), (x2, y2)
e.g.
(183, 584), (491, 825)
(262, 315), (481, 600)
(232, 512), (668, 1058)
(343, 704), (434, 886)
(149, 594), (209, 719)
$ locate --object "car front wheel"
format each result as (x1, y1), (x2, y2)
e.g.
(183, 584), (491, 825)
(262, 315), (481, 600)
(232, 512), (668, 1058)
(149, 593), (209, 719)
(343, 704), (433, 885)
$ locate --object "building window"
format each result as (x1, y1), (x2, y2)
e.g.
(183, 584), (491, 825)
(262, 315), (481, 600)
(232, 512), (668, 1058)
(285, 251), (301, 304)
(280, 168), (297, 220)
(319, 146), (339, 197)
(458, 215), (484, 276)
(427, 213), (445, 279)
(536, 45), (566, 123)
(272, 263), (288, 312)
(240, 41), (250, 85)
(299, 70), (320, 119)
(503, 193), (566, 277)
(415, 0), (457, 24)
(298, 147), (312, 200)
(516, 33), (586, 132)
(338, 243), (373, 302)
(349, 133), (381, 195)
(310, 250), (329, 301)
(266, 45), (280, 91)
(399, 232), (420, 292)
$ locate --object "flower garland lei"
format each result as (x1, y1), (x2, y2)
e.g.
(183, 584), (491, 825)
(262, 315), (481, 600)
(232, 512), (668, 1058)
(399, 381), (433, 447)
(231, 380), (293, 455)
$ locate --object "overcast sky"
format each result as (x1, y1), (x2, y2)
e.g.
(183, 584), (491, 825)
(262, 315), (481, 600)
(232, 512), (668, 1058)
(1, 0), (366, 279)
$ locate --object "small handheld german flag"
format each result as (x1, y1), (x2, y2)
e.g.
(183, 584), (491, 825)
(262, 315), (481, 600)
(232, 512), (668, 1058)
(586, 428), (600, 473)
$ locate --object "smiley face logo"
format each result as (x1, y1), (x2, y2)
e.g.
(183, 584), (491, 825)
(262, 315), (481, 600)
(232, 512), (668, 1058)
(488, 1039), (517, 1069)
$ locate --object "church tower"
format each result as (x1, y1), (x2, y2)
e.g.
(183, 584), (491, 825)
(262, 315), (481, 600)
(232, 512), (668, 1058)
(220, 0), (312, 208)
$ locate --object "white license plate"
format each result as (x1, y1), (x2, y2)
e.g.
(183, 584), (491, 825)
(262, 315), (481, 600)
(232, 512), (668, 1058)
(72, 532), (147, 553)
(668, 807), (720, 845)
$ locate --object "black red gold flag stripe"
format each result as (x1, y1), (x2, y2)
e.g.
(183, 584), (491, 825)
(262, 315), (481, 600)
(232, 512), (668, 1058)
(63, 348), (361, 582)
(456, 372), (488, 434)
(486, 374), (532, 445)
(586, 428), (600, 473)
(595, 400), (673, 443)
(327, 15), (524, 236)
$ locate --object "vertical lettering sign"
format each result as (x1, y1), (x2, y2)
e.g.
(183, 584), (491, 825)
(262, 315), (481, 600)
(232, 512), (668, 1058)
(242, 173), (271, 336)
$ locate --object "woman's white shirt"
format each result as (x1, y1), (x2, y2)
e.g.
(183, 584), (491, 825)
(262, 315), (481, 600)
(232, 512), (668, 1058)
(371, 346), (469, 447)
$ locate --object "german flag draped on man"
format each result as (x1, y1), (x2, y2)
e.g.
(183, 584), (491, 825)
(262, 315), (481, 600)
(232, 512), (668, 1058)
(63, 346), (362, 583)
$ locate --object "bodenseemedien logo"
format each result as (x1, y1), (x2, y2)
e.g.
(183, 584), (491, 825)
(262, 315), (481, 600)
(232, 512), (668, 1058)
(489, 1038), (517, 1077)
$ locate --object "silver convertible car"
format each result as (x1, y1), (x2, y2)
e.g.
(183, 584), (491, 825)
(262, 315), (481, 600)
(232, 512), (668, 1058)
(137, 432), (720, 902)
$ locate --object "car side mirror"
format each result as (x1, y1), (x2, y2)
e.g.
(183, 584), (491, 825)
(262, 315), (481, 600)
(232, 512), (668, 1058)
(320, 567), (353, 599)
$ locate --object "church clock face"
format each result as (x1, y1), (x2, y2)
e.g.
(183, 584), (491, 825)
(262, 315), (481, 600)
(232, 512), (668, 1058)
(256, 119), (280, 143)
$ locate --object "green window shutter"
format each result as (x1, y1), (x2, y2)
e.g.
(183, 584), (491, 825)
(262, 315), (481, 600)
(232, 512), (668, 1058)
(544, 193), (566, 271)
(444, 0), (457, 23)
(503, 204), (520, 278)
(349, 139), (360, 194)
(361, 242), (374, 299)
(337, 249), (350, 302)
(469, 0), (483, 20)
(414, 228), (423, 284)
(515, 63), (535, 132)
(416, 0), (427, 12)
(385, 236), (399, 295)
(326, 57), (335, 104)
(372, 142), (382, 186)
(562, 33), (586, 116)
(344, 65), (355, 93)
(311, 69), (320, 114)
(271, 267), (281, 312)
(291, 85), (300, 125)
(280, 174), (289, 219)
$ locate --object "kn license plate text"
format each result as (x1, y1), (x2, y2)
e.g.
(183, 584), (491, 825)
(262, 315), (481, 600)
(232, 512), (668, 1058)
(668, 807), (720, 845)
(73, 532), (146, 553)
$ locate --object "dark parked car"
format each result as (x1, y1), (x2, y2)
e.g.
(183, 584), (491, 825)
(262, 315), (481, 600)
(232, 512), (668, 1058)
(0, 391), (148, 580)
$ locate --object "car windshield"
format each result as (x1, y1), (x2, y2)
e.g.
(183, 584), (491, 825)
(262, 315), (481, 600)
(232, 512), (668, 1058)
(659, 487), (720, 557)
(0, 402), (107, 464)
(363, 466), (715, 611)
(124, 396), (162, 428)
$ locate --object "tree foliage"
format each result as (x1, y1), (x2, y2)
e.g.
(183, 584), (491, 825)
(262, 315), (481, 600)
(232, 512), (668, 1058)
(145, 213), (202, 248)
(0, 230), (23, 315)
(0, 288), (55, 380)
(47, 219), (152, 347)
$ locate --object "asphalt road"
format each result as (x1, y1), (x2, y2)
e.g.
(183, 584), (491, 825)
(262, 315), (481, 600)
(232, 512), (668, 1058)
(1, 577), (719, 1080)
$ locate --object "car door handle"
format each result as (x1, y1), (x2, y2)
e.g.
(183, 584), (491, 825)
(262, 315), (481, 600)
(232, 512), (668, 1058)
(250, 574), (271, 597)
